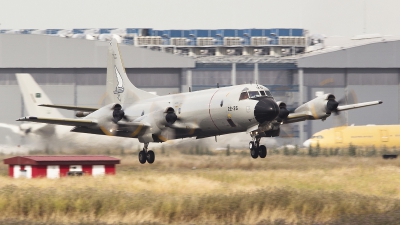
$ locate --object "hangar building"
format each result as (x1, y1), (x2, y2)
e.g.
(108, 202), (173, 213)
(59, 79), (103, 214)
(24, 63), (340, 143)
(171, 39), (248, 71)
(0, 33), (398, 145)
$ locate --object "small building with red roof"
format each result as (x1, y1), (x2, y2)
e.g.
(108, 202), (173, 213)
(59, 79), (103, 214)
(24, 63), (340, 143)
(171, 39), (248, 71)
(3, 155), (120, 178)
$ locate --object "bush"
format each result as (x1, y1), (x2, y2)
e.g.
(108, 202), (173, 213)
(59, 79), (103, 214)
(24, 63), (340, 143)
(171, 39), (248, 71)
(348, 144), (356, 157)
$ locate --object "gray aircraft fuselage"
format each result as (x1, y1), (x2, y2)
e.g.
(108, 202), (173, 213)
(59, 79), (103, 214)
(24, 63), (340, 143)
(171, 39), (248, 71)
(87, 83), (278, 143)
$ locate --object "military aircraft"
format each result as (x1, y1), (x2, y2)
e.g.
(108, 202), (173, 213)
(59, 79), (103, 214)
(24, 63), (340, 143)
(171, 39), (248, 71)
(17, 38), (383, 164)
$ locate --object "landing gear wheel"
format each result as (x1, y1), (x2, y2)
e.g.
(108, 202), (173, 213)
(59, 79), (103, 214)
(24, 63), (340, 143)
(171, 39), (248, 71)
(138, 150), (147, 164)
(147, 150), (155, 164)
(249, 141), (255, 150)
(259, 145), (267, 158)
(250, 146), (259, 159)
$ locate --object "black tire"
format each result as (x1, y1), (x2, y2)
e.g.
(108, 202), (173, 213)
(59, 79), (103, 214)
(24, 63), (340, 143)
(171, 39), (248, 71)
(259, 145), (267, 158)
(249, 141), (255, 150)
(250, 146), (259, 159)
(138, 150), (147, 164)
(147, 150), (155, 164)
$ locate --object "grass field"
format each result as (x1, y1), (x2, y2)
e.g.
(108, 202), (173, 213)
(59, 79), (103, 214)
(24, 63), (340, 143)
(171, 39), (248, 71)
(1, 148), (400, 224)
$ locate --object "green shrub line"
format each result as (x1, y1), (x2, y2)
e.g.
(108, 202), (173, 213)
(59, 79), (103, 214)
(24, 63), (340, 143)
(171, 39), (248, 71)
(266, 144), (397, 157)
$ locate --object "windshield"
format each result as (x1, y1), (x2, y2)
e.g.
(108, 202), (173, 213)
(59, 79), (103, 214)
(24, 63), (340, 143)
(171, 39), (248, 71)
(248, 91), (261, 98)
(265, 90), (272, 97)
(239, 92), (249, 100)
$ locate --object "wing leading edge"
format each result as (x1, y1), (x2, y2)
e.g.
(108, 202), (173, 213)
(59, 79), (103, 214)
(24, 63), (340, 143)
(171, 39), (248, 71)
(16, 116), (97, 127)
(39, 104), (99, 112)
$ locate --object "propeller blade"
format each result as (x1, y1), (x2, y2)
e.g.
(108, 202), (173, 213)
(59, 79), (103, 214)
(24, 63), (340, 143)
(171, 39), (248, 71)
(332, 89), (358, 126)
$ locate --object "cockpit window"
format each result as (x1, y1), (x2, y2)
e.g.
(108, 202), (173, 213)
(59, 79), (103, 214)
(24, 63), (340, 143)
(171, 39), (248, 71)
(311, 135), (324, 139)
(265, 91), (272, 97)
(248, 91), (261, 98)
(259, 91), (266, 96)
(239, 92), (249, 100)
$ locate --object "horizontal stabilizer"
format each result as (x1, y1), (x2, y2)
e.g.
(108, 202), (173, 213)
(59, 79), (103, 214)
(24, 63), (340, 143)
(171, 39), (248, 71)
(337, 100), (382, 111)
(0, 123), (20, 134)
(39, 104), (99, 112)
(16, 116), (97, 127)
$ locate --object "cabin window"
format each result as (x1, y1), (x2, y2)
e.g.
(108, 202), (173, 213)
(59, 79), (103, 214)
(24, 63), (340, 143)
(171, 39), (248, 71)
(248, 91), (261, 98)
(312, 135), (324, 139)
(239, 92), (249, 100)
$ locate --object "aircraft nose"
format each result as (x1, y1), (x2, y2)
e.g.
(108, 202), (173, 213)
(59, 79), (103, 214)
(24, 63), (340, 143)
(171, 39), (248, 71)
(303, 139), (311, 148)
(254, 98), (279, 123)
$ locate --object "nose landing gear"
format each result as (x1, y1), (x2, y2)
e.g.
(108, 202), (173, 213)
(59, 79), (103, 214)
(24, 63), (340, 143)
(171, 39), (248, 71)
(249, 138), (267, 159)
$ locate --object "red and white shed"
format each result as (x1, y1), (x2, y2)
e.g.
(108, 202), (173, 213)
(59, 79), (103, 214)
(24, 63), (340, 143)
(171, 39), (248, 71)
(3, 155), (120, 179)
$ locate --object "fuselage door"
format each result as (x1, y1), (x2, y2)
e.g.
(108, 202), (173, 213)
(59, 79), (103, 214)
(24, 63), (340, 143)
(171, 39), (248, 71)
(335, 131), (342, 143)
(380, 130), (389, 142)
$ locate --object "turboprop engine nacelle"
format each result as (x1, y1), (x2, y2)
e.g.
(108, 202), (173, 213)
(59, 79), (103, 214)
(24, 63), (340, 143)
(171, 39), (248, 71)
(295, 93), (339, 120)
(151, 107), (178, 129)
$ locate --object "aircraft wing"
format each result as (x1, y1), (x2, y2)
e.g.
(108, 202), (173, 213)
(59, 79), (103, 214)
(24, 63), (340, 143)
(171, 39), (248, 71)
(39, 104), (99, 112)
(283, 100), (382, 124)
(16, 116), (97, 127)
(283, 113), (309, 124)
(336, 100), (382, 111)
(16, 116), (150, 137)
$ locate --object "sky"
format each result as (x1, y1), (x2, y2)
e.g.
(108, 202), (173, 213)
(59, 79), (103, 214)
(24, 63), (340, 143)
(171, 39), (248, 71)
(0, 0), (400, 37)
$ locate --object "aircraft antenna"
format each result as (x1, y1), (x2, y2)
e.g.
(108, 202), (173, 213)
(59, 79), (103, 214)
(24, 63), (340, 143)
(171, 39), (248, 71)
(189, 87), (191, 92)
(217, 83), (219, 88)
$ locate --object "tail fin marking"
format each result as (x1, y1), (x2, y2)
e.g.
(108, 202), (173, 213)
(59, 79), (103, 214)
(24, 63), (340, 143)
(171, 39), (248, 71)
(106, 38), (156, 105)
(16, 73), (64, 118)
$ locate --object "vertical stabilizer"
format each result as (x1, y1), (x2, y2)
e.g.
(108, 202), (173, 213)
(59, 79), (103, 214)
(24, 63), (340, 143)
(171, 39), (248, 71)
(106, 38), (156, 105)
(16, 73), (64, 118)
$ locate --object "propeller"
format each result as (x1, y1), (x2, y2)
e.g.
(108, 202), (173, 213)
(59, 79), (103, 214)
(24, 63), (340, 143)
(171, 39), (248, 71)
(154, 93), (187, 142)
(276, 103), (290, 122)
(327, 90), (358, 115)
(326, 96), (340, 114)
(332, 90), (358, 127)
(158, 107), (182, 141)
(99, 104), (130, 136)
(112, 104), (129, 123)
(165, 107), (178, 125)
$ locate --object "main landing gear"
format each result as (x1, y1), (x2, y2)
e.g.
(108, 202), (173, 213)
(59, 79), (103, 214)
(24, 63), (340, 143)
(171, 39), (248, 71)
(249, 138), (267, 159)
(138, 142), (155, 164)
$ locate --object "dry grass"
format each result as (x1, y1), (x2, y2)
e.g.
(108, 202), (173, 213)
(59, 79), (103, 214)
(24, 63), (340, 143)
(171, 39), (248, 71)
(1, 150), (400, 224)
